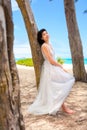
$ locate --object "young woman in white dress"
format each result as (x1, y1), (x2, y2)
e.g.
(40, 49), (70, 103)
(28, 29), (75, 115)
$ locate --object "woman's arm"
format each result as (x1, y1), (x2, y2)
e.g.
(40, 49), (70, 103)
(41, 44), (63, 68)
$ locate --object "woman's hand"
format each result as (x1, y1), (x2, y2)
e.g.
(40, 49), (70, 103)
(62, 67), (68, 73)
(59, 64), (68, 73)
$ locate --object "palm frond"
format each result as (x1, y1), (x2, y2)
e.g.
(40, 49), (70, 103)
(83, 10), (87, 13)
(75, 0), (78, 2)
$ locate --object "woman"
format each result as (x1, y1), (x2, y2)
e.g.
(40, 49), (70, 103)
(28, 29), (75, 115)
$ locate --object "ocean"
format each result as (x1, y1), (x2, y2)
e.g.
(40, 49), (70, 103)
(63, 58), (87, 64)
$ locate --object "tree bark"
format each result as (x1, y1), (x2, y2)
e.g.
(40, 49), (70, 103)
(64, 0), (87, 82)
(16, 0), (44, 88)
(0, 1), (25, 129)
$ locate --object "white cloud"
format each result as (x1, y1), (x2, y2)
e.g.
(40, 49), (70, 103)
(13, 40), (32, 58)
(11, 0), (37, 12)
(11, 0), (19, 11)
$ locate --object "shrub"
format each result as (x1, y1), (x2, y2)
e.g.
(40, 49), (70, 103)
(16, 58), (34, 66)
(56, 57), (65, 64)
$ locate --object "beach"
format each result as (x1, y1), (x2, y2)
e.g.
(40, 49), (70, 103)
(17, 64), (87, 130)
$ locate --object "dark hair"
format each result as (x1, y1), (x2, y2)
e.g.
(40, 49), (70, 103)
(37, 28), (47, 47)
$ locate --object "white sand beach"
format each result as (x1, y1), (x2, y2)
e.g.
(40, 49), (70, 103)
(17, 64), (87, 130)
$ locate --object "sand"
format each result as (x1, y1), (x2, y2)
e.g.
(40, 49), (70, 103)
(17, 64), (87, 130)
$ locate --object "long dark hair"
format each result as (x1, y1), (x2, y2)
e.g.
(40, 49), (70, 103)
(37, 29), (46, 47)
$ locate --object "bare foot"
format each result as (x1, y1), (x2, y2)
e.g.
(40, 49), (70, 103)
(62, 103), (75, 114)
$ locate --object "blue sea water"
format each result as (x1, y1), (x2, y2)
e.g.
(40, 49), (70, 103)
(15, 57), (87, 64)
(63, 58), (87, 64)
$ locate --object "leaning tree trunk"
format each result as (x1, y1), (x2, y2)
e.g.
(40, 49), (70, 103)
(0, 1), (25, 129)
(64, 0), (87, 82)
(16, 0), (44, 88)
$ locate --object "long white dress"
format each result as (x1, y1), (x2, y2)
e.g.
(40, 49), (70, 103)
(28, 44), (75, 115)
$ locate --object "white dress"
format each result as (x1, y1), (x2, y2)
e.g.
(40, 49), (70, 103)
(28, 44), (75, 115)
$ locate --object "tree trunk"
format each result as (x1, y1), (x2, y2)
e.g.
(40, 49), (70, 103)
(64, 0), (87, 82)
(0, 1), (25, 129)
(16, 0), (44, 88)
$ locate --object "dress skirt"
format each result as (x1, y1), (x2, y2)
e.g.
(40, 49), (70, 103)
(28, 60), (75, 115)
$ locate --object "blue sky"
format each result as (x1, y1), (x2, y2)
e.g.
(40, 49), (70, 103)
(12, 0), (87, 59)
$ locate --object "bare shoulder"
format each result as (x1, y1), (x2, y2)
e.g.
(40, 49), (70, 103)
(41, 43), (49, 51)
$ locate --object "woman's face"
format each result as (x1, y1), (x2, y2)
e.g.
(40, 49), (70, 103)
(41, 31), (49, 42)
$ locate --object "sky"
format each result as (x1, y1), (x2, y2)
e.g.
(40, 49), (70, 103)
(11, 0), (87, 59)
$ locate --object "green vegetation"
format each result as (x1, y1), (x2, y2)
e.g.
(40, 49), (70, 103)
(57, 57), (65, 64)
(16, 58), (34, 66)
(16, 57), (65, 66)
